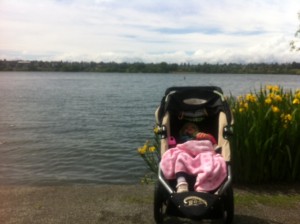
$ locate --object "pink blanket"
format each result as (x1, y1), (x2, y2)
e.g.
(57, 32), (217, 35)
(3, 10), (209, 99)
(160, 140), (227, 192)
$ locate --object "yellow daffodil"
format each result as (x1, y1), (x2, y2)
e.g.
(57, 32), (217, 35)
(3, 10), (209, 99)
(265, 98), (272, 104)
(138, 146), (147, 155)
(266, 85), (280, 92)
(272, 85), (280, 93)
(245, 94), (257, 103)
(271, 105), (280, 113)
(293, 98), (300, 105)
(269, 93), (275, 99)
(266, 85), (273, 91)
(281, 113), (292, 124)
(274, 95), (282, 102)
(285, 114), (292, 122)
(149, 146), (156, 152)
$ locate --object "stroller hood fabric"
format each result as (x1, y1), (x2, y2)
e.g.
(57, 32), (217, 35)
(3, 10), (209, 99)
(160, 140), (227, 192)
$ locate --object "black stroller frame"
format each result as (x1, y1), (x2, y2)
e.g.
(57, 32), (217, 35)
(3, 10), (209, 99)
(154, 86), (234, 224)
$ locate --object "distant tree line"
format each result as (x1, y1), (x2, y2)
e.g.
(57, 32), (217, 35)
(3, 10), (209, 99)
(1, 59), (300, 74)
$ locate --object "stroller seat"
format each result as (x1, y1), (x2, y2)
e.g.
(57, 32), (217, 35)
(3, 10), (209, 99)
(154, 86), (234, 224)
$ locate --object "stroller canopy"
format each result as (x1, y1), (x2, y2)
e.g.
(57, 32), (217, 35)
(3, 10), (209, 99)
(157, 86), (232, 125)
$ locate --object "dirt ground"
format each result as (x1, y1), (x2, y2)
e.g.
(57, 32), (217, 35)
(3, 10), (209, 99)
(0, 184), (299, 224)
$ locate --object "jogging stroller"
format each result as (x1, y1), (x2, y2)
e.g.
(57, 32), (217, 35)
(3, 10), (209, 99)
(154, 86), (234, 224)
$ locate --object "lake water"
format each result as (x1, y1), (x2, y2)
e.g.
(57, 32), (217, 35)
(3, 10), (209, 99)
(1, 72), (300, 185)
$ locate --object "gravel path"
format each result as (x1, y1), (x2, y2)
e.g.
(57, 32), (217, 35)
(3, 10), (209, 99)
(0, 184), (299, 224)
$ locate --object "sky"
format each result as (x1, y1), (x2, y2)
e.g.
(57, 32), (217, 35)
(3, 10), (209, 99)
(0, 0), (300, 64)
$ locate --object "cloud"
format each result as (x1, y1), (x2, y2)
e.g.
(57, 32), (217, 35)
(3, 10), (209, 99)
(0, 0), (299, 63)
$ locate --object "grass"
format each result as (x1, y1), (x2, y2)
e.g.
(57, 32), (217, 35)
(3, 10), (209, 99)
(235, 192), (300, 208)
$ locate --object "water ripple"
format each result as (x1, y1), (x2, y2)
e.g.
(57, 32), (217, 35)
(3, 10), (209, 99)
(1, 72), (300, 185)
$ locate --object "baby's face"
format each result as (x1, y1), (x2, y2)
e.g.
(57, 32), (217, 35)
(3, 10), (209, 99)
(184, 125), (198, 135)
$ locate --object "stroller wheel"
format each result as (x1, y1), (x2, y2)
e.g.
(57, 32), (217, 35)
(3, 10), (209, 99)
(154, 181), (167, 223)
(223, 185), (234, 224)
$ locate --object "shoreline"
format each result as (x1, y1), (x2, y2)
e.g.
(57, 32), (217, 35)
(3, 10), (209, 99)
(1, 184), (300, 224)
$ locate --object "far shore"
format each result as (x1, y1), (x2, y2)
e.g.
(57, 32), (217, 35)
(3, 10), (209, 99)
(1, 60), (300, 75)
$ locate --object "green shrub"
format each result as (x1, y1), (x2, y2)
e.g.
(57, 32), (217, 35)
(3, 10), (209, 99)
(229, 85), (300, 184)
(137, 127), (161, 174)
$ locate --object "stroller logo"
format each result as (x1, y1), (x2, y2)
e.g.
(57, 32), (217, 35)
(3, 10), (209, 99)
(183, 196), (208, 207)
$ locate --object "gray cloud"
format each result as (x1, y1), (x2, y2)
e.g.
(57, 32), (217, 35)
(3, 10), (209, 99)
(0, 0), (299, 63)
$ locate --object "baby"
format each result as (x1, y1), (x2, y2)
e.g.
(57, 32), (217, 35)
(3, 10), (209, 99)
(161, 122), (226, 193)
(179, 122), (217, 145)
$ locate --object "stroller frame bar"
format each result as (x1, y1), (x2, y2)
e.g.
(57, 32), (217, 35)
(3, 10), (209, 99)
(158, 166), (174, 194)
(216, 164), (232, 195)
